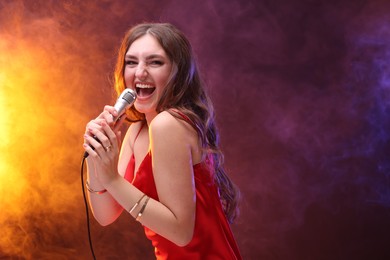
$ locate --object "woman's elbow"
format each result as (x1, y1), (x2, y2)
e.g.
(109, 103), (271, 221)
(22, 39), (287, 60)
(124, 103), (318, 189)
(91, 209), (119, 227)
(96, 218), (113, 227)
(172, 228), (194, 247)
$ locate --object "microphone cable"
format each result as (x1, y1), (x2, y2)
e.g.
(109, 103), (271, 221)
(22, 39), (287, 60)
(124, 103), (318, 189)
(79, 88), (136, 259)
(81, 156), (97, 260)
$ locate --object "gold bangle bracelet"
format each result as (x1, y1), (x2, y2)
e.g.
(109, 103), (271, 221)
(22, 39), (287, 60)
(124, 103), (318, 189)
(85, 181), (107, 194)
(136, 196), (150, 222)
(129, 194), (146, 214)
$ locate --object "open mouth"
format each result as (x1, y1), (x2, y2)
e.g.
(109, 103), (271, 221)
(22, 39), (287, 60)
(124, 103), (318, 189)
(135, 84), (156, 97)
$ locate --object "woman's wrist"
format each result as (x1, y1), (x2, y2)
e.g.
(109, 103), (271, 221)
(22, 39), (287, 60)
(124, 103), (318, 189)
(87, 174), (106, 190)
(85, 180), (107, 194)
(101, 173), (122, 191)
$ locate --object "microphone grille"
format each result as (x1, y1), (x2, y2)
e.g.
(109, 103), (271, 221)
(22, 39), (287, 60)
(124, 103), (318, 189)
(122, 89), (136, 104)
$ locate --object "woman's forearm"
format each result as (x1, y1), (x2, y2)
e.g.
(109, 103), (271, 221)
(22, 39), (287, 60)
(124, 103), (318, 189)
(86, 159), (123, 226)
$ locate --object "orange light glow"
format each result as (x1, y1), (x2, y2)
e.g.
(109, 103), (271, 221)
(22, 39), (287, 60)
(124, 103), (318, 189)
(0, 10), (106, 258)
(0, 2), (155, 258)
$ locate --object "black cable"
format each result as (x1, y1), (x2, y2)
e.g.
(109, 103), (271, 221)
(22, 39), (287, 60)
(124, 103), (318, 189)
(81, 156), (97, 260)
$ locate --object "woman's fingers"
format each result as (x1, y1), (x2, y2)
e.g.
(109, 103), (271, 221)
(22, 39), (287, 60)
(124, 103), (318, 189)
(83, 107), (123, 159)
(102, 105), (118, 125)
(104, 105), (118, 115)
(101, 121), (118, 152)
(113, 113), (127, 132)
(85, 119), (107, 139)
(84, 127), (112, 156)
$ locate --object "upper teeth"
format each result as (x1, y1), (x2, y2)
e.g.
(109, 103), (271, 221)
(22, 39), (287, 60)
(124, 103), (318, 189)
(136, 84), (154, 88)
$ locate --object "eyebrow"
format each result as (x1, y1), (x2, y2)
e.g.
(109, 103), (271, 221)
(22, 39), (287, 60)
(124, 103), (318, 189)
(125, 54), (166, 60)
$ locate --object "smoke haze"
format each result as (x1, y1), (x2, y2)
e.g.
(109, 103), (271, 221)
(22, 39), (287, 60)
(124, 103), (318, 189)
(1, 0), (390, 259)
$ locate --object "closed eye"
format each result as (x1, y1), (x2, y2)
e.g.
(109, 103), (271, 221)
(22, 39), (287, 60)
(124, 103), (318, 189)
(125, 60), (137, 66)
(149, 60), (164, 66)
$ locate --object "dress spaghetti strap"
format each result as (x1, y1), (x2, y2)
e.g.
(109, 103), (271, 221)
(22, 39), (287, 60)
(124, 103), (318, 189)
(167, 108), (198, 132)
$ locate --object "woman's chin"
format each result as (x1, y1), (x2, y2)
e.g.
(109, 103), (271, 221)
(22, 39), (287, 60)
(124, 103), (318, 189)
(134, 102), (157, 116)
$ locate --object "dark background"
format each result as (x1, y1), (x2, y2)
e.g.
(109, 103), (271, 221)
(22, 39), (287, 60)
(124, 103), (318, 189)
(1, 0), (390, 259)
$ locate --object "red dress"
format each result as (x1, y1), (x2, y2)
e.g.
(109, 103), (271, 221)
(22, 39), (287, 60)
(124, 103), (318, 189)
(124, 151), (242, 260)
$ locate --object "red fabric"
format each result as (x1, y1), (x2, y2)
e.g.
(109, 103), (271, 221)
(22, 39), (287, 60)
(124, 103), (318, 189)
(124, 153), (242, 259)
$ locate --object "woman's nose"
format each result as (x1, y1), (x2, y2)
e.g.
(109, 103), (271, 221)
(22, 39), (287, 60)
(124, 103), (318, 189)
(135, 64), (147, 80)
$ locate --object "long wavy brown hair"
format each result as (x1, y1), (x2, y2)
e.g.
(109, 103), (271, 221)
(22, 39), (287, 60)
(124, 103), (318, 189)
(113, 23), (240, 223)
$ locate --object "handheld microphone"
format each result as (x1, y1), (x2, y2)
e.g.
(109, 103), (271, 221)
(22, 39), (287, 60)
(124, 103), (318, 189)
(112, 88), (137, 123)
(84, 88), (137, 158)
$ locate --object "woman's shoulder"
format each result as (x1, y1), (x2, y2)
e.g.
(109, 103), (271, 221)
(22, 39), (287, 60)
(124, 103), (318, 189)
(150, 111), (194, 137)
(150, 109), (192, 128)
(149, 111), (178, 133)
(150, 110), (202, 165)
